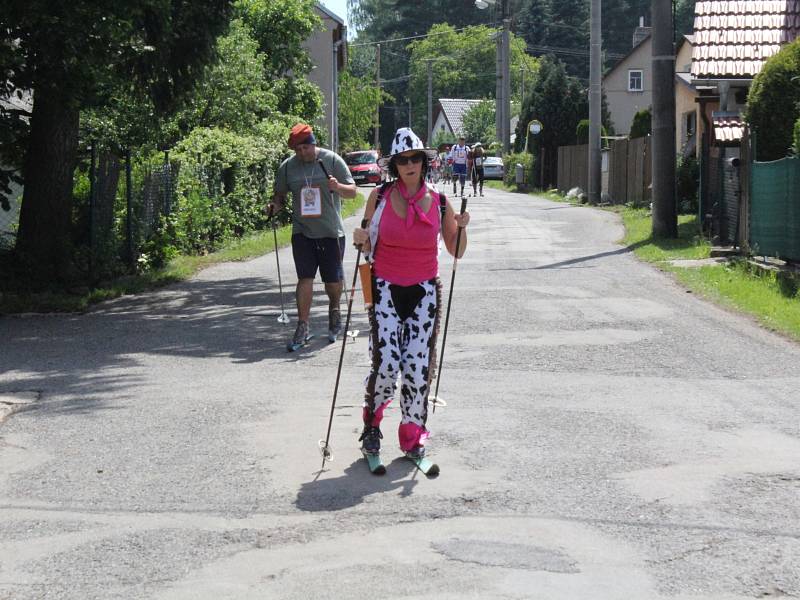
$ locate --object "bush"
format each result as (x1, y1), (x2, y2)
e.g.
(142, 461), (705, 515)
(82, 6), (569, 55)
(629, 108), (651, 139)
(502, 151), (534, 188)
(575, 119), (608, 145)
(169, 123), (287, 255)
(676, 153), (699, 214)
(794, 114), (800, 156)
(745, 39), (800, 160)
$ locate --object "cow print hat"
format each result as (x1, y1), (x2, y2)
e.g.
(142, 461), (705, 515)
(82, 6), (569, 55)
(377, 127), (438, 171)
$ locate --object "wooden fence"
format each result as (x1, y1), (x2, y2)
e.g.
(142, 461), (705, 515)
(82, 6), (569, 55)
(557, 136), (651, 205)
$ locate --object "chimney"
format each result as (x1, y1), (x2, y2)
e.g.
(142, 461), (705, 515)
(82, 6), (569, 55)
(632, 16), (652, 47)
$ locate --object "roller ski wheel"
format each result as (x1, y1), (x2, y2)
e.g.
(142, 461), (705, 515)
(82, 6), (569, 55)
(405, 452), (439, 477)
(361, 449), (386, 475)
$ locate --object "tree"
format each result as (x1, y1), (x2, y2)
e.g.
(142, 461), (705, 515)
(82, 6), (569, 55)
(462, 100), (496, 144)
(3, 0), (232, 281)
(174, 19), (278, 135)
(745, 39), (800, 161)
(629, 108), (652, 139)
(407, 24), (537, 141)
(514, 56), (587, 187)
(338, 71), (393, 152)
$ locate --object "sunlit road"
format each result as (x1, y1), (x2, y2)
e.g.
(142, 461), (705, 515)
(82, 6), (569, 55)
(2, 184), (799, 599)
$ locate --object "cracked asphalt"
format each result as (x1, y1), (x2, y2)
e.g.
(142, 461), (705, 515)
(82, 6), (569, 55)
(1, 185), (799, 599)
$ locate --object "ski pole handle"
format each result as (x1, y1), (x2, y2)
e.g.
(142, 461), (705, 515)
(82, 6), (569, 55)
(354, 218), (369, 250)
(459, 196), (468, 217)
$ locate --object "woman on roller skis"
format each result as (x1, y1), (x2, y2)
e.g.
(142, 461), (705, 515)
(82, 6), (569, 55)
(351, 128), (470, 474)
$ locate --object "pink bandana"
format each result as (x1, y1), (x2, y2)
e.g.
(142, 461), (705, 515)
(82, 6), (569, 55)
(396, 180), (433, 229)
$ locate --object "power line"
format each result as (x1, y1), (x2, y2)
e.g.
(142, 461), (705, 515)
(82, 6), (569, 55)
(350, 23), (501, 48)
(526, 44), (625, 60)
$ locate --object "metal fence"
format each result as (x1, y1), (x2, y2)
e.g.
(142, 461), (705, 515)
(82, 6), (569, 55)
(749, 156), (800, 261)
(0, 196), (20, 250)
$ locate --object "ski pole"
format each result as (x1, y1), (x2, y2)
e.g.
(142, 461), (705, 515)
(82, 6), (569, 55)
(319, 218), (369, 468)
(268, 205), (290, 324)
(431, 197), (468, 413)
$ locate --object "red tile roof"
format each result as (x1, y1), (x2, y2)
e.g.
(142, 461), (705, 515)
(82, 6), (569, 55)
(712, 111), (745, 142)
(691, 0), (800, 78)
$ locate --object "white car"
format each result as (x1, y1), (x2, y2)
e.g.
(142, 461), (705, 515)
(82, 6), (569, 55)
(482, 156), (505, 180)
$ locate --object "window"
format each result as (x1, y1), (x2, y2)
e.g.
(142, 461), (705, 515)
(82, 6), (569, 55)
(628, 70), (643, 92)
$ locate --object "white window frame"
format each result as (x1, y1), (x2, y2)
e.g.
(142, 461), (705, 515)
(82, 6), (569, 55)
(628, 69), (643, 92)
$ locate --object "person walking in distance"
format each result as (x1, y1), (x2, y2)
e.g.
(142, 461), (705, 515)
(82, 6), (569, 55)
(469, 142), (486, 197)
(351, 127), (471, 464)
(269, 123), (357, 351)
(448, 136), (470, 198)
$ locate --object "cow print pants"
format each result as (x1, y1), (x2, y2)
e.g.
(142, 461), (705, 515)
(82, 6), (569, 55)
(363, 276), (441, 452)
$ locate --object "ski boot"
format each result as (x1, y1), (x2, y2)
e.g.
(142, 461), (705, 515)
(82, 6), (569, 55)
(359, 425), (385, 475)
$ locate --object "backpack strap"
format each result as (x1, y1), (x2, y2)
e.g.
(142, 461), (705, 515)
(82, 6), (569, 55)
(375, 180), (392, 209)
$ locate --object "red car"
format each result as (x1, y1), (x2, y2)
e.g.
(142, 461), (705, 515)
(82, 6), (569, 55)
(344, 150), (383, 186)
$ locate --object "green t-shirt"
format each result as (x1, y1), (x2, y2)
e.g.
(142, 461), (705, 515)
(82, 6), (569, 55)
(274, 147), (354, 239)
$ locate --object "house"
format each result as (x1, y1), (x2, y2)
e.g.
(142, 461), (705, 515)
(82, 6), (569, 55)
(431, 98), (517, 147)
(601, 18), (652, 135)
(431, 99), (482, 142)
(690, 0), (800, 243)
(303, 3), (347, 151)
(675, 35), (699, 157)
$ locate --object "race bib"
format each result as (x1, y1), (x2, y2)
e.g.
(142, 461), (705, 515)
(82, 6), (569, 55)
(475, 157), (483, 167)
(300, 186), (322, 217)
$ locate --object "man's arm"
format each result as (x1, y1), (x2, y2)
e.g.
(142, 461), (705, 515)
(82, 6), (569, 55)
(329, 153), (357, 199)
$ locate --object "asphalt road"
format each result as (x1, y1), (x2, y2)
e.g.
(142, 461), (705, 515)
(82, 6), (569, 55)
(2, 185), (800, 599)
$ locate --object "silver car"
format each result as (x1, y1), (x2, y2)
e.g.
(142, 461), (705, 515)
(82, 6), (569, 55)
(481, 156), (505, 180)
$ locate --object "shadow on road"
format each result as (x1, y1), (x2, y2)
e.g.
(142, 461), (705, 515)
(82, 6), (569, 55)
(1, 274), (362, 419)
(295, 457), (421, 512)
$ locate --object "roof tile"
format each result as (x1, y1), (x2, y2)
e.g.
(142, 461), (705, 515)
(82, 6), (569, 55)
(691, 0), (800, 78)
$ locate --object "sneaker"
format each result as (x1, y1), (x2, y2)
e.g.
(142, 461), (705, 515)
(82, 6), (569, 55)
(328, 308), (342, 342)
(359, 425), (383, 455)
(287, 320), (311, 351)
(405, 445), (426, 460)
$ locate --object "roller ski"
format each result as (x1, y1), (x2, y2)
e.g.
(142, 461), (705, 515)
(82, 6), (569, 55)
(287, 321), (314, 352)
(359, 425), (386, 475)
(405, 447), (439, 477)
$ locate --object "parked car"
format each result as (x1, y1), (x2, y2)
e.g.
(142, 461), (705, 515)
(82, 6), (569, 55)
(344, 150), (383, 186)
(482, 156), (504, 180)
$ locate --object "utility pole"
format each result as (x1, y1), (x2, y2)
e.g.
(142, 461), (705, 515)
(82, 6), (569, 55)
(521, 65), (525, 104)
(374, 43), (381, 150)
(427, 59), (433, 145)
(651, 0), (677, 237)
(495, 28), (503, 147)
(588, 0), (602, 204)
(502, 15), (511, 153)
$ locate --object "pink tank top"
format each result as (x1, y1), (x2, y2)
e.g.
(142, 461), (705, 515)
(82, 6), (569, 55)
(373, 188), (440, 286)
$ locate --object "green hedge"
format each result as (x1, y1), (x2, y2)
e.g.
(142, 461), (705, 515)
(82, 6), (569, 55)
(502, 151), (534, 188)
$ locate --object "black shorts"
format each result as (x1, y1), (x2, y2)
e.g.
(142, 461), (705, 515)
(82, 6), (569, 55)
(291, 234), (345, 283)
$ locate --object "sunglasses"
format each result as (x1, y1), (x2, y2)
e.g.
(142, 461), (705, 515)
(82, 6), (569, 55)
(394, 153), (425, 166)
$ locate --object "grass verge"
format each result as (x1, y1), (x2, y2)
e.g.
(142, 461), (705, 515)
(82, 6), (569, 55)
(618, 207), (800, 341)
(1, 194), (366, 314)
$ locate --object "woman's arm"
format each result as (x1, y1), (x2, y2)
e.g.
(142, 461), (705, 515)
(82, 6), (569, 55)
(351, 186), (380, 250)
(442, 198), (470, 258)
